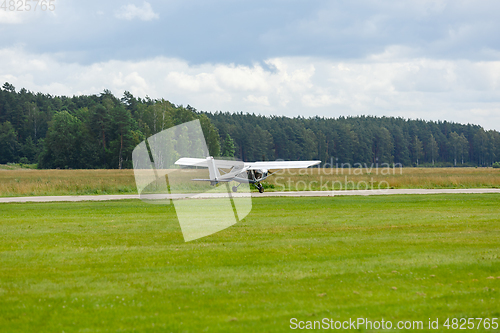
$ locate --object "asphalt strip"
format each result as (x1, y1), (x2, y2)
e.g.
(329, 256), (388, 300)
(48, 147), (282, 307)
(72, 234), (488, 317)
(1, 188), (500, 203)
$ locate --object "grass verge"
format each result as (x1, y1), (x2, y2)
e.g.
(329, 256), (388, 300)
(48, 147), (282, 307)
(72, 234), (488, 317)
(0, 194), (499, 332)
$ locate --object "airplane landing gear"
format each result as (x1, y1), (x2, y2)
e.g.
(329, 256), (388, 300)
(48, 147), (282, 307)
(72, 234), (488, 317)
(257, 183), (264, 193)
(232, 186), (238, 192)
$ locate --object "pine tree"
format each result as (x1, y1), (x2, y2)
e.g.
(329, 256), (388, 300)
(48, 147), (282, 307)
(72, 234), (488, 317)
(429, 134), (439, 165)
(221, 133), (236, 157)
(412, 136), (423, 166)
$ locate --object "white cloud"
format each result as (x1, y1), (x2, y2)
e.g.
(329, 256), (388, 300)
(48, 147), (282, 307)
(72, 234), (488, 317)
(2, 0), (500, 68)
(302, 94), (338, 108)
(244, 95), (270, 106)
(1, 46), (500, 130)
(0, 9), (24, 24)
(115, 2), (159, 21)
(112, 71), (149, 97)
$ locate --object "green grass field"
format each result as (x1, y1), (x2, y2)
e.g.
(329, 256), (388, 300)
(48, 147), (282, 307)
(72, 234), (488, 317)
(1, 194), (499, 332)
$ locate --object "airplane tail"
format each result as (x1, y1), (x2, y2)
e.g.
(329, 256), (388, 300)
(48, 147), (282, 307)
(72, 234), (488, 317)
(206, 156), (221, 181)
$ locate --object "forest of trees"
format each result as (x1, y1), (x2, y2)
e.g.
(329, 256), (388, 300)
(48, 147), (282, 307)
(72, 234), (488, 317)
(1, 82), (500, 168)
(207, 112), (500, 167)
(0, 83), (219, 169)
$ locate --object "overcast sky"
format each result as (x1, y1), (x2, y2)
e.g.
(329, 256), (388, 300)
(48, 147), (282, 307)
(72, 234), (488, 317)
(1, 0), (500, 129)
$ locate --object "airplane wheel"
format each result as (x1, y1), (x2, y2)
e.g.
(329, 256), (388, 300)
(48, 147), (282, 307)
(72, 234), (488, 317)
(258, 185), (264, 193)
(232, 186), (238, 192)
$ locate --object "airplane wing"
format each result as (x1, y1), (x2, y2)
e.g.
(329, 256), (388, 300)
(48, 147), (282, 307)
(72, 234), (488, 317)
(175, 157), (243, 169)
(175, 157), (208, 167)
(244, 160), (321, 170)
(175, 157), (321, 170)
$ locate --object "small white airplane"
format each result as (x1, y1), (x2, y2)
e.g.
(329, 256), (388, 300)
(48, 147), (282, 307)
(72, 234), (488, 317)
(175, 157), (321, 193)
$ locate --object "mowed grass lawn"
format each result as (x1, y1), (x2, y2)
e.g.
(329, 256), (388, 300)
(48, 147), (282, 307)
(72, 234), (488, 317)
(0, 195), (499, 332)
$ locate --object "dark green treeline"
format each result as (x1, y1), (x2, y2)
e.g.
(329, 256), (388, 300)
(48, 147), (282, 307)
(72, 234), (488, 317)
(1, 83), (499, 168)
(0, 83), (219, 169)
(207, 112), (500, 167)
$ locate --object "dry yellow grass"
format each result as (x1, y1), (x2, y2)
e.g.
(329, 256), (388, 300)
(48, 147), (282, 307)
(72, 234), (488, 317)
(267, 167), (500, 191)
(1, 167), (499, 196)
(0, 169), (137, 196)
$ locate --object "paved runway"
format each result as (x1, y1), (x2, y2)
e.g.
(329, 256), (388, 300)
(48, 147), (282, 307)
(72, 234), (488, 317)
(1, 188), (500, 203)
